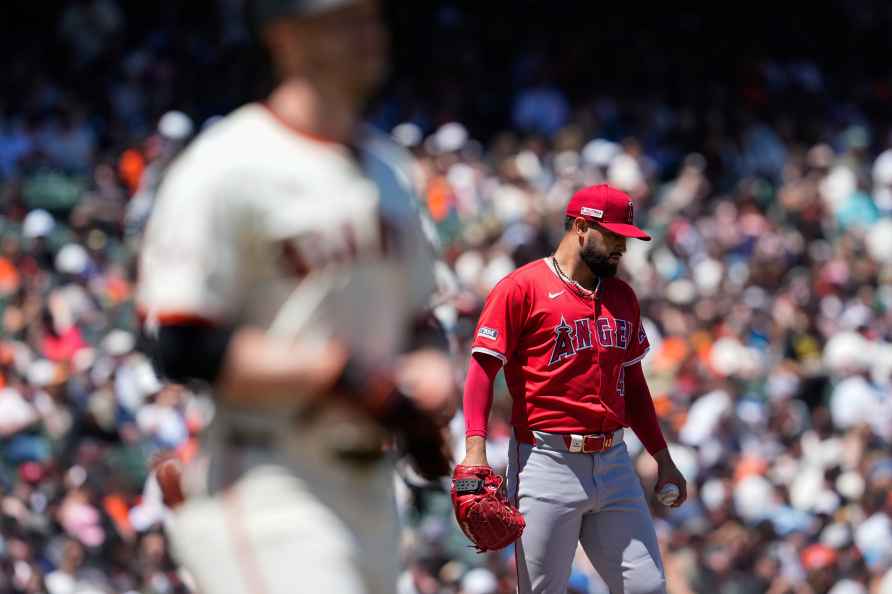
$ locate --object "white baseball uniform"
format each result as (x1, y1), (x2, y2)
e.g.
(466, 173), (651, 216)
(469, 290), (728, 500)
(138, 103), (436, 594)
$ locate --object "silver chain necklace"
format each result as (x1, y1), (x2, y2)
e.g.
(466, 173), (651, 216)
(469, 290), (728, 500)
(551, 255), (598, 294)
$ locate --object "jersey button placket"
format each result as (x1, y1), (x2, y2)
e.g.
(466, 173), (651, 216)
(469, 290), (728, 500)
(590, 290), (603, 513)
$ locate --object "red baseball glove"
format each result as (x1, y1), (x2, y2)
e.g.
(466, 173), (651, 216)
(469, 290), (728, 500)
(451, 465), (525, 552)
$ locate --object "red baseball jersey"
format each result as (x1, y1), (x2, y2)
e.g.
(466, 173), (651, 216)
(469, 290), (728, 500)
(471, 258), (650, 435)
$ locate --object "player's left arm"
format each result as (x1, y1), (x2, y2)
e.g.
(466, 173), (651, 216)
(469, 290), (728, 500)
(622, 291), (687, 507)
(623, 363), (686, 507)
(623, 362), (667, 455)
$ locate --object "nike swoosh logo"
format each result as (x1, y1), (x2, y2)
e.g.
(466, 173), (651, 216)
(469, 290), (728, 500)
(548, 291), (564, 299)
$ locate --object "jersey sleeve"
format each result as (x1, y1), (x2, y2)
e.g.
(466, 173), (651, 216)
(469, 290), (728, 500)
(623, 292), (651, 367)
(470, 277), (527, 365)
(137, 155), (248, 326)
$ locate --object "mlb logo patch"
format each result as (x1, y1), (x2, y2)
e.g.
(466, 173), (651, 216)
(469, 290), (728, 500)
(580, 207), (604, 219)
(478, 327), (499, 340)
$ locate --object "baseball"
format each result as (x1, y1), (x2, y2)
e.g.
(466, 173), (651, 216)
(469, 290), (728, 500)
(656, 483), (679, 506)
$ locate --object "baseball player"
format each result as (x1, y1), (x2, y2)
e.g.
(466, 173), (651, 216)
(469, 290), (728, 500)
(137, 1), (453, 593)
(457, 184), (686, 594)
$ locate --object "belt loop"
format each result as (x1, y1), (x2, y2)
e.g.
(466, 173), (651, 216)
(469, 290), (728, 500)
(515, 427), (536, 446)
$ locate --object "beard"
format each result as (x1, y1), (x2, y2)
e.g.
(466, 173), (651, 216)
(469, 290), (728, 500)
(580, 244), (618, 278)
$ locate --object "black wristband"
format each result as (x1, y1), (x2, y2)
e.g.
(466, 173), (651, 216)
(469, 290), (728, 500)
(154, 323), (234, 384)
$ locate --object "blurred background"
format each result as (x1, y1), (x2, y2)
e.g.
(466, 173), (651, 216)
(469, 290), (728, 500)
(1, 1), (892, 593)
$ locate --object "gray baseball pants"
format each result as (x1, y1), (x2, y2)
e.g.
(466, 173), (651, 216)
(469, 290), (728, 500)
(506, 430), (666, 594)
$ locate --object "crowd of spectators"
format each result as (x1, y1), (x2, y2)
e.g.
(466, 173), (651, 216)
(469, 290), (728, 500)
(1, 2), (892, 594)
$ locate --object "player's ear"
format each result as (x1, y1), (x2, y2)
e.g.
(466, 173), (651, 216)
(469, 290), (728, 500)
(574, 217), (588, 235)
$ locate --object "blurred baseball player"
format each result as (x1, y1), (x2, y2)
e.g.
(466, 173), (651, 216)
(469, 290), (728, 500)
(138, 1), (454, 593)
(457, 184), (686, 594)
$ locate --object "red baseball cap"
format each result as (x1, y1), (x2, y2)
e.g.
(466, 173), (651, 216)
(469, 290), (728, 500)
(565, 184), (651, 241)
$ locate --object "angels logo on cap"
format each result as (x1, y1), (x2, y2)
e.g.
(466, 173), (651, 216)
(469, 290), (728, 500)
(565, 184), (651, 241)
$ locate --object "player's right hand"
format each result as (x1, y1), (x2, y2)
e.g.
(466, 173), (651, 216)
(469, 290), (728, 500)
(460, 435), (489, 468)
